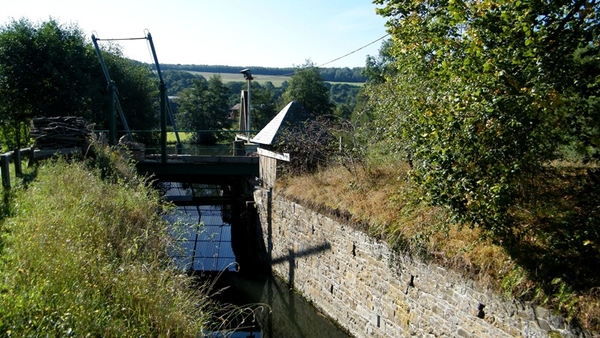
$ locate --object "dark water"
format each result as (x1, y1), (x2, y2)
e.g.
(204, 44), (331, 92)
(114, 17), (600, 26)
(207, 272), (350, 338)
(162, 182), (349, 337)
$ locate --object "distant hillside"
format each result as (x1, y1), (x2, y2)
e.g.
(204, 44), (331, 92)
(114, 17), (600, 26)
(157, 64), (367, 83)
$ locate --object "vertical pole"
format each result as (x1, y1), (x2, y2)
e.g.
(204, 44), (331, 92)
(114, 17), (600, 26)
(14, 149), (22, 177)
(160, 83), (167, 164)
(247, 79), (251, 141)
(147, 32), (167, 164)
(1, 155), (10, 190)
(92, 35), (119, 145)
(24, 147), (34, 167)
(109, 81), (117, 145)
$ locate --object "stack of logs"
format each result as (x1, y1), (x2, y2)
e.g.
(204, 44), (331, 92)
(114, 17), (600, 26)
(30, 116), (92, 150)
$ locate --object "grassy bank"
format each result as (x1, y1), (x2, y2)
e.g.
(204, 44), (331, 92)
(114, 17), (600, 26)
(0, 153), (214, 336)
(278, 161), (600, 332)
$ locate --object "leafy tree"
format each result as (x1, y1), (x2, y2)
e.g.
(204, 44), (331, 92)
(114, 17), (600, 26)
(162, 70), (202, 95)
(248, 82), (278, 131)
(362, 39), (395, 84)
(371, 0), (600, 236)
(225, 81), (244, 108)
(176, 75), (231, 144)
(0, 19), (98, 150)
(282, 61), (334, 116)
(0, 18), (160, 149)
(329, 83), (361, 120)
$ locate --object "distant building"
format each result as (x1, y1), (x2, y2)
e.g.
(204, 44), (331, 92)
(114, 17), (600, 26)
(229, 103), (241, 121)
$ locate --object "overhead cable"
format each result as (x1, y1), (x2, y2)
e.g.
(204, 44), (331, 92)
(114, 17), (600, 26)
(316, 33), (390, 68)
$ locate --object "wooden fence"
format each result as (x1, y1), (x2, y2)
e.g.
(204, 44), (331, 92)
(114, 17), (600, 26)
(1, 147), (82, 190)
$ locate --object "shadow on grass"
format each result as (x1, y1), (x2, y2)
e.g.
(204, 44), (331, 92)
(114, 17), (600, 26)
(500, 167), (600, 326)
(0, 164), (38, 221)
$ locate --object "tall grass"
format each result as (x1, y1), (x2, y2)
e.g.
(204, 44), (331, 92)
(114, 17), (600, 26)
(0, 153), (214, 336)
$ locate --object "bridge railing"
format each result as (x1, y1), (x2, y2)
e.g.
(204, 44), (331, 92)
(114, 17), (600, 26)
(97, 129), (258, 157)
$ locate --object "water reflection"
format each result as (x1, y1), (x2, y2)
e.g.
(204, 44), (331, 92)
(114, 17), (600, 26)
(210, 272), (350, 338)
(163, 182), (237, 272)
(166, 204), (237, 271)
(162, 182), (349, 337)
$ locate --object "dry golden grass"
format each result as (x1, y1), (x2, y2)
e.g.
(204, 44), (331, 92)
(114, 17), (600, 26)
(277, 163), (509, 282)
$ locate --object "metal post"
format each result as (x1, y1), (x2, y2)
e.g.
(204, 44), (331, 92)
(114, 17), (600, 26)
(240, 69), (253, 142)
(160, 83), (167, 164)
(247, 78), (251, 141)
(147, 32), (168, 164)
(109, 81), (117, 145)
(14, 149), (22, 177)
(92, 34), (132, 143)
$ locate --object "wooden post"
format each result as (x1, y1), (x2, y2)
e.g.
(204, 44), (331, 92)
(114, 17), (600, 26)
(233, 140), (245, 156)
(14, 149), (22, 177)
(1, 154), (10, 190)
(24, 147), (34, 167)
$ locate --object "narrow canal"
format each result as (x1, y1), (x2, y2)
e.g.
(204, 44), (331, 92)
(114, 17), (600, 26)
(162, 182), (350, 337)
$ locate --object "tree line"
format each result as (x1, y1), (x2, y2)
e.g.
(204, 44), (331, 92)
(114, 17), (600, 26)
(158, 63), (367, 83)
(0, 18), (362, 150)
(167, 60), (359, 145)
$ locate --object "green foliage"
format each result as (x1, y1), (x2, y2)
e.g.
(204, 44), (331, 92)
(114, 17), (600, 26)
(371, 0), (600, 234)
(0, 19), (97, 149)
(176, 75), (232, 144)
(282, 61), (334, 116)
(362, 39), (396, 85)
(0, 18), (160, 148)
(363, 0), (600, 328)
(162, 69), (202, 95)
(100, 52), (159, 142)
(0, 155), (213, 336)
(248, 82), (278, 131)
(328, 83), (361, 120)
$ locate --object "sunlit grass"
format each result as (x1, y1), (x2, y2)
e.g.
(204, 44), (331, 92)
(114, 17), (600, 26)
(0, 155), (214, 336)
(167, 131), (193, 143)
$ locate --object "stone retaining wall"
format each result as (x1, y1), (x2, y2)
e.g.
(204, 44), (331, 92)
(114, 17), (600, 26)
(254, 188), (592, 338)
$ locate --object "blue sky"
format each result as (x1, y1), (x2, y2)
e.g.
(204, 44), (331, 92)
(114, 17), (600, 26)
(2, 0), (389, 68)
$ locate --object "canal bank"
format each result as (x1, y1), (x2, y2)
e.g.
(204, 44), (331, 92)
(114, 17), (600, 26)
(254, 188), (592, 338)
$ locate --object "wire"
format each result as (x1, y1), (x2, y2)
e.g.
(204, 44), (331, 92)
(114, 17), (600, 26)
(94, 36), (147, 41)
(278, 33), (390, 76)
(316, 33), (390, 68)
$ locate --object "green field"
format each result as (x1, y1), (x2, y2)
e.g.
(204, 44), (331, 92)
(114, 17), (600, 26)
(187, 71), (292, 86)
(166, 131), (192, 143)
(186, 71), (363, 87)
